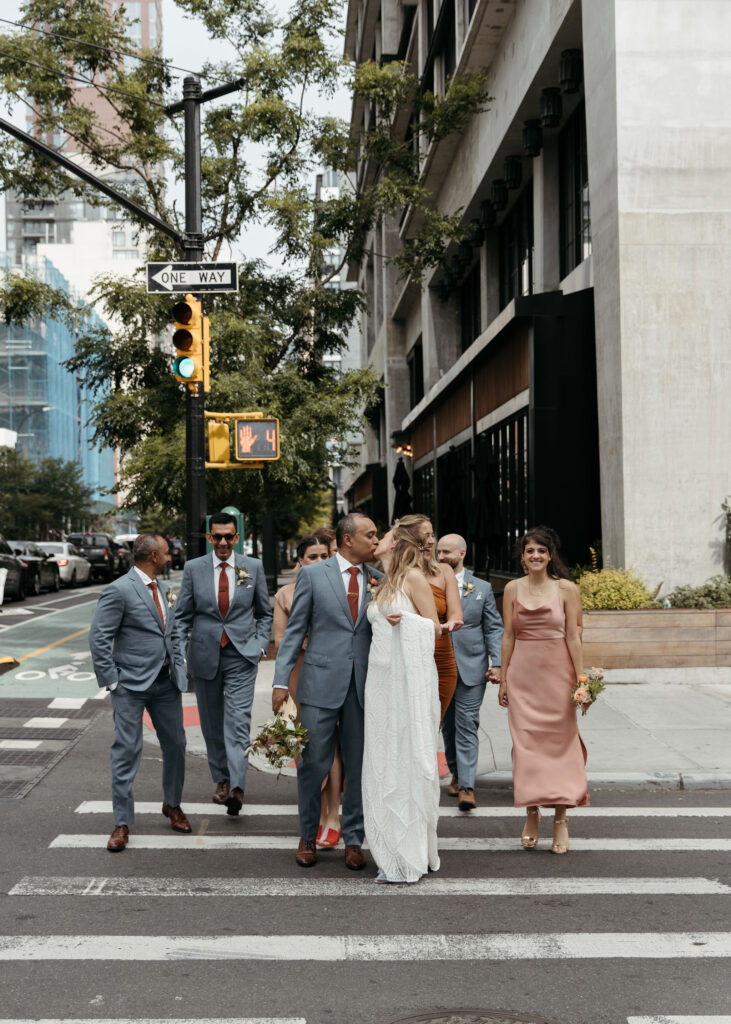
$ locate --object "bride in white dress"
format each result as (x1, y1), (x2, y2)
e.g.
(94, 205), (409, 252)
(362, 525), (444, 883)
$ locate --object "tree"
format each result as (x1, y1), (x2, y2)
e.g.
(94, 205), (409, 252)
(0, 0), (490, 538)
(0, 448), (94, 538)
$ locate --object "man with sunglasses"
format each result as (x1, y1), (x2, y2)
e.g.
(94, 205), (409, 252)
(173, 511), (272, 815)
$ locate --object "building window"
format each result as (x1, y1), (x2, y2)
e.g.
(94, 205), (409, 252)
(475, 410), (529, 574)
(559, 100), (591, 278)
(413, 462), (435, 523)
(112, 249), (139, 260)
(498, 182), (533, 310)
(460, 261), (481, 352)
(112, 230), (126, 246)
(407, 337), (424, 408)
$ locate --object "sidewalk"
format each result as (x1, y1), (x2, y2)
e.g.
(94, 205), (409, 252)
(177, 658), (731, 792)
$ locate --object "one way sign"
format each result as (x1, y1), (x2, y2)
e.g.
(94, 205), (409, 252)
(146, 261), (239, 293)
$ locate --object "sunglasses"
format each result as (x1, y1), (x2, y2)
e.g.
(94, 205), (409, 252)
(210, 533), (236, 543)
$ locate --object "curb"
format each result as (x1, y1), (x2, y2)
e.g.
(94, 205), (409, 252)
(472, 770), (731, 791)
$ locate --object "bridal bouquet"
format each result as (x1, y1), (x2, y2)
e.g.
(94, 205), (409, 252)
(245, 696), (308, 773)
(571, 667), (605, 715)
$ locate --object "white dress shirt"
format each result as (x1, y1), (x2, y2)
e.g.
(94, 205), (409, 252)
(213, 551), (235, 604)
(455, 568), (465, 594)
(335, 551), (364, 609)
(135, 565), (166, 624)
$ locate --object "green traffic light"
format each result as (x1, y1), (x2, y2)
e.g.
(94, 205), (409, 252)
(173, 355), (196, 379)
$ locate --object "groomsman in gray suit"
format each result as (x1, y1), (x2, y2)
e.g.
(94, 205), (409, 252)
(172, 511), (272, 816)
(272, 513), (380, 870)
(437, 533), (503, 811)
(89, 533), (190, 852)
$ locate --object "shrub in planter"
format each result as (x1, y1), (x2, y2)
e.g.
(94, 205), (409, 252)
(666, 575), (731, 609)
(577, 567), (652, 610)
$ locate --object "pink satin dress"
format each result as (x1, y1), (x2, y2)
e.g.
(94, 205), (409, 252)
(507, 590), (589, 808)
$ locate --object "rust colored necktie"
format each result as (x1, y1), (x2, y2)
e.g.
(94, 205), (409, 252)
(347, 566), (360, 624)
(218, 563), (230, 647)
(148, 581), (165, 629)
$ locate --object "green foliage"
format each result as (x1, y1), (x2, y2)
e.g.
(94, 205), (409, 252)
(665, 576), (731, 609)
(0, 0), (491, 529)
(0, 270), (84, 329)
(577, 566), (652, 610)
(0, 448), (95, 538)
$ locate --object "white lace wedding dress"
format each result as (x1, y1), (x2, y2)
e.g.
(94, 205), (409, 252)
(362, 590), (441, 883)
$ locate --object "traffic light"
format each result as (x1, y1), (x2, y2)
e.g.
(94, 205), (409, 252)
(172, 294), (210, 392)
(207, 419), (230, 464)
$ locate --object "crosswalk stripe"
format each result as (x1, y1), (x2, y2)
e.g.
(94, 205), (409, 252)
(48, 834), (731, 851)
(628, 1019), (731, 1023)
(73, 801), (731, 818)
(1, 932), (730, 960)
(0, 740), (42, 750)
(23, 717), (68, 729)
(47, 698), (88, 710)
(0, 1020), (306, 1024)
(10, 876), (730, 897)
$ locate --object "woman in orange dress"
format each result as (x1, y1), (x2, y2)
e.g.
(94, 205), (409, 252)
(498, 526), (588, 855)
(274, 533), (344, 848)
(392, 515), (463, 722)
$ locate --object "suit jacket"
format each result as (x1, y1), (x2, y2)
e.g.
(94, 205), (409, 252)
(172, 552), (273, 680)
(450, 570), (503, 685)
(89, 569), (187, 692)
(272, 556), (383, 709)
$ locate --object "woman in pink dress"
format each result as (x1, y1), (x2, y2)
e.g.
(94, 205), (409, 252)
(498, 526), (588, 854)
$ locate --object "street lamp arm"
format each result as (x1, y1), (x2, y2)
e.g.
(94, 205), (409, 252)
(0, 116), (185, 249)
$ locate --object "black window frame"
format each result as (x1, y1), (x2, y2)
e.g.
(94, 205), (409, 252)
(498, 182), (534, 311)
(559, 99), (591, 278)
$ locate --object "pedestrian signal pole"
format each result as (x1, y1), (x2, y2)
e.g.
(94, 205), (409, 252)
(182, 76), (206, 560)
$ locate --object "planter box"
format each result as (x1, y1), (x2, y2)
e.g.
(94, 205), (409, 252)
(582, 608), (731, 668)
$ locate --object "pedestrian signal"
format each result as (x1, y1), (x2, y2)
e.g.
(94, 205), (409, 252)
(172, 294), (210, 392)
(234, 417), (280, 461)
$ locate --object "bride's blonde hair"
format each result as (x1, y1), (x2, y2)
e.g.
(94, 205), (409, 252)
(375, 514), (438, 607)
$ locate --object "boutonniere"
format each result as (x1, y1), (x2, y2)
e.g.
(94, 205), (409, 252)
(236, 567), (250, 586)
(366, 575), (380, 594)
(463, 581), (476, 597)
(165, 587), (178, 608)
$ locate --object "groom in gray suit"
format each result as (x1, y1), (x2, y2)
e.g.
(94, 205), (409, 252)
(437, 533), (503, 811)
(273, 513), (380, 870)
(89, 533), (190, 852)
(172, 511), (272, 816)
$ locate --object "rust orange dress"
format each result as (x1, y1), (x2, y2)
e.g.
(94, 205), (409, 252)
(430, 582), (458, 720)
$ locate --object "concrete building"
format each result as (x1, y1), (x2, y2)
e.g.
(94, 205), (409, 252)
(342, 0), (731, 590)
(0, 254), (115, 502)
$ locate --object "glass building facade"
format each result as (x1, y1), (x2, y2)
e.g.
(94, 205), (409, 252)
(0, 254), (115, 501)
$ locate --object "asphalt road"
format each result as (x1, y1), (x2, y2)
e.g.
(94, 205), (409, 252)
(0, 583), (730, 1024)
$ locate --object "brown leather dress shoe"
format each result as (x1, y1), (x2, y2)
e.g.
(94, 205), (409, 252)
(344, 844), (366, 870)
(107, 825), (129, 852)
(225, 788), (243, 816)
(296, 838), (317, 867)
(447, 774), (459, 797)
(162, 803), (192, 833)
(458, 788), (476, 811)
(212, 780), (230, 805)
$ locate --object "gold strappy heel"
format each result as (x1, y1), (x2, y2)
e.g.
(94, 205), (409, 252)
(520, 807), (541, 849)
(552, 817), (569, 854)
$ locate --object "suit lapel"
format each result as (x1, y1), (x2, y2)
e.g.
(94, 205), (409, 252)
(355, 564), (376, 628)
(324, 557), (355, 626)
(129, 569), (164, 633)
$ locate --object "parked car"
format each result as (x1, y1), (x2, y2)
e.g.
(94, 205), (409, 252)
(8, 541), (61, 594)
(0, 534), (26, 602)
(115, 540), (133, 574)
(66, 532), (124, 582)
(38, 542), (92, 587)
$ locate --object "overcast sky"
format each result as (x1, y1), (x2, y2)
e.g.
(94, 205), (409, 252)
(0, 0), (351, 266)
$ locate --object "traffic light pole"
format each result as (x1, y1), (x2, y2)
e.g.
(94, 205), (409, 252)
(182, 76), (207, 560)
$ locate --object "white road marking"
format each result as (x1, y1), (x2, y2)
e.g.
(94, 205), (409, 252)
(0, 932), (730, 961)
(23, 717), (69, 729)
(72, 801), (731, 818)
(48, 698), (87, 710)
(628, 1019), (731, 1023)
(48, 834), (731, 852)
(0, 739), (42, 750)
(10, 876), (730, 897)
(90, 689), (108, 699)
(0, 1019), (305, 1024)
